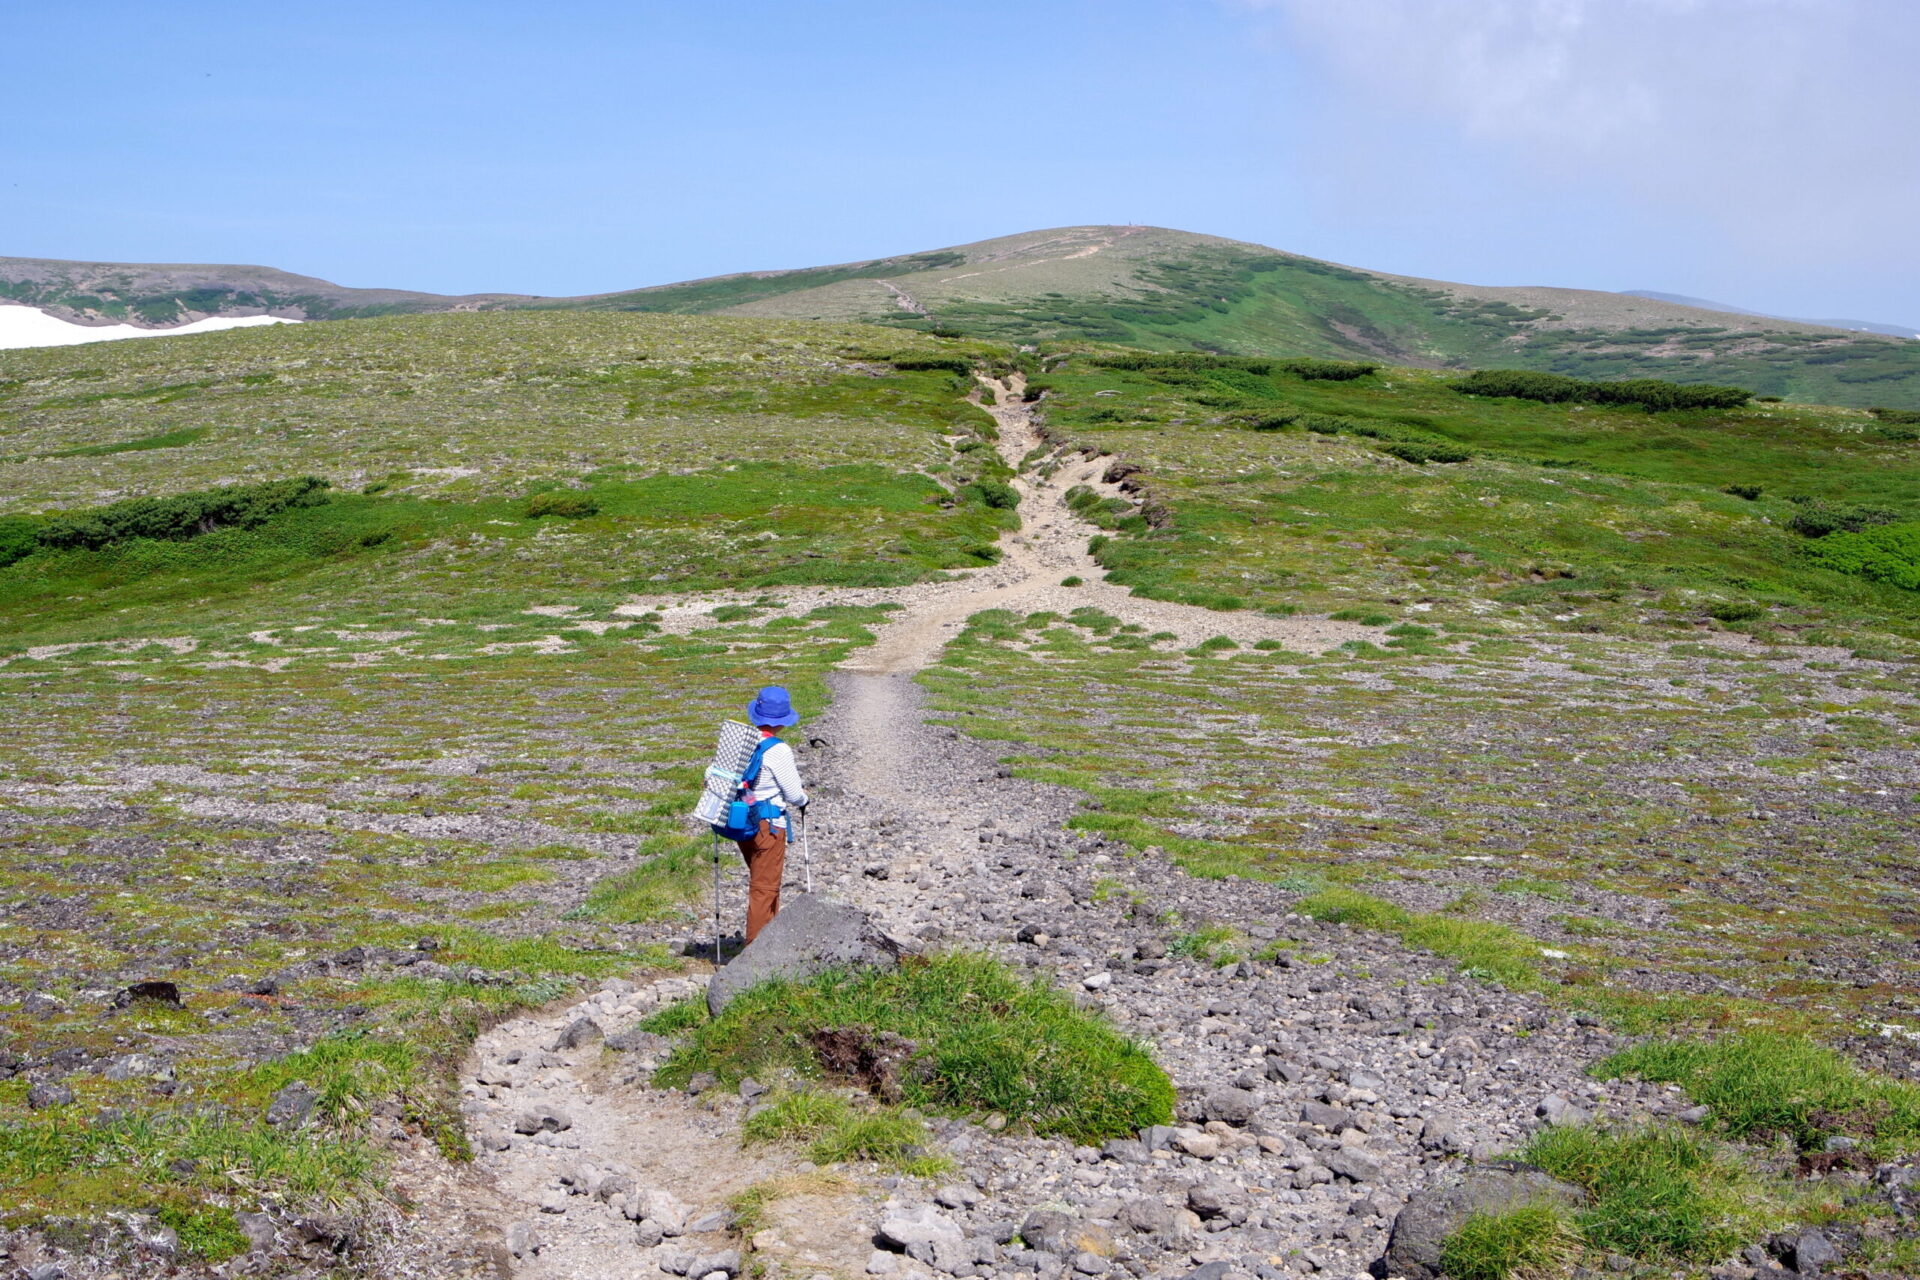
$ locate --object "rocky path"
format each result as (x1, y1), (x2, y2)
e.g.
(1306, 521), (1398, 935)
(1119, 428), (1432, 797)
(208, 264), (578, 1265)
(431, 384), (1674, 1280)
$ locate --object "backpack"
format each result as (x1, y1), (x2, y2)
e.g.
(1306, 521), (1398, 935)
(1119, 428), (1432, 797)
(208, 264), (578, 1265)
(709, 735), (780, 841)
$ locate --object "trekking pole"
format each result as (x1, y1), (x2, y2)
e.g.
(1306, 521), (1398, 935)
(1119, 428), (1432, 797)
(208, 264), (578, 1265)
(800, 809), (812, 895)
(711, 831), (722, 968)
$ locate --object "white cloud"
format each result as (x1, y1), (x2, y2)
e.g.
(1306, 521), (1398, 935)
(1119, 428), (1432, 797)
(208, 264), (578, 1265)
(1241, 0), (1919, 270)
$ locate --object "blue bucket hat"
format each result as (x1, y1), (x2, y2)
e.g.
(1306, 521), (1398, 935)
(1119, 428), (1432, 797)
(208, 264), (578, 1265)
(747, 685), (800, 727)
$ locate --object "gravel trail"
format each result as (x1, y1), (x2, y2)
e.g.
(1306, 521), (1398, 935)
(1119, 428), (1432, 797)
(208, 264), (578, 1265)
(438, 382), (1664, 1280)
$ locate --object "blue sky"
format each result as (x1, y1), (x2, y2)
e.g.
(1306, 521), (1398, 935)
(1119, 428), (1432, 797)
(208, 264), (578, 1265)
(3, 1), (1914, 323)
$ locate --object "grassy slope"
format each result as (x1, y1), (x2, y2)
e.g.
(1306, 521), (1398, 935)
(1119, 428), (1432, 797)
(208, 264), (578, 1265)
(0, 313), (1019, 1255)
(15, 228), (1918, 407)
(921, 350), (1920, 1042)
(2, 312), (1917, 1257)
(557, 227), (1920, 411)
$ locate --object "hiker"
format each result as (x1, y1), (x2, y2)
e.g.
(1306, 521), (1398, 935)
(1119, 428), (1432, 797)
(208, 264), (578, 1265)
(734, 685), (809, 941)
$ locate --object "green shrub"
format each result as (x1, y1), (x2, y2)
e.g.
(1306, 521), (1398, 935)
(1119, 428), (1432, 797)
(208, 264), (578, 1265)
(35, 476), (332, 550)
(964, 480), (1020, 510)
(1598, 1031), (1920, 1149)
(1380, 441), (1472, 465)
(1330, 608), (1393, 625)
(1722, 483), (1763, 500)
(1786, 500), (1900, 538)
(1453, 369), (1751, 412)
(1705, 601), (1765, 623)
(890, 356), (973, 375)
(1244, 410), (1300, 431)
(525, 490), (600, 519)
(1807, 521), (1920, 590)
(1438, 1202), (1582, 1280)
(0, 516), (40, 569)
(1061, 575), (1083, 587)
(1870, 406), (1920, 426)
(655, 953), (1174, 1143)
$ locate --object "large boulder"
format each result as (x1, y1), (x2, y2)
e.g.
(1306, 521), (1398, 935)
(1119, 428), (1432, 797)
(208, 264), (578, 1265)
(1383, 1161), (1587, 1280)
(707, 895), (902, 1016)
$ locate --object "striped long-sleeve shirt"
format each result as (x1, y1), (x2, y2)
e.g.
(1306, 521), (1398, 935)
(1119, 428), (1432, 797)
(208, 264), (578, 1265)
(747, 737), (808, 829)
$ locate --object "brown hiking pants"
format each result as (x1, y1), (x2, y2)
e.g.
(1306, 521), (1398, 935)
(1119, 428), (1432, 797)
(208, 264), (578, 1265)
(735, 819), (787, 942)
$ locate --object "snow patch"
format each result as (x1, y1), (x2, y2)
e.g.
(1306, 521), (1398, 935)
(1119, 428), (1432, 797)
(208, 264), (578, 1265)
(0, 304), (298, 350)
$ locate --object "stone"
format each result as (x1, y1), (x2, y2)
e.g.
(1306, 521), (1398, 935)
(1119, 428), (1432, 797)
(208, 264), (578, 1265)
(935, 1184), (980, 1210)
(553, 1017), (604, 1050)
(597, 1173), (637, 1202)
(660, 1249), (697, 1275)
(1679, 1105), (1712, 1124)
(1187, 1179), (1245, 1219)
(101, 1053), (162, 1082)
(638, 1189), (692, 1233)
(879, 1203), (966, 1253)
(236, 1211), (275, 1252)
(507, 1222), (542, 1258)
(1385, 1163), (1587, 1280)
(266, 1081), (318, 1127)
(1119, 1198), (1179, 1235)
(1535, 1094), (1589, 1128)
(1181, 1265), (1233, 1280)
(21, 992), (64, 1020)
(1300, 1102), (1353, 1132)
(1083, 972), (1113, 991)
(1202, 1087), (1259, 1126)
(635, 1221), (666, 1248)
(27, 1082), (74, 1109)
(708, 895), (903, 1015)
(1019, 1211), (1114, 1258)
(689, 1249), (741, 1278)
(1323, 1147), (1383, 1183)
(688, 1211), (731, 1233)
(867, 1249), (898, 1276)
(1174, 1130), (1222, 1159)
(512, 1104), (573, 1135)
(1793, 1229), (1840, 1274)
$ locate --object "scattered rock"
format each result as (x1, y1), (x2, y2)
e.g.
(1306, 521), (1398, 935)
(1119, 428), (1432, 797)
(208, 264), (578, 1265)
(1385, 1163), (1588, 1280)
(26, 1082), (74, 1110)
(110, 980), (181, 1009)
(1201, 1086), (1259, 1126)
(552, 1017), (604, 1050)
(707, 895), (903, 1015)
(511, 1104), (573, 1135)
(265, 1081), (318, 1127)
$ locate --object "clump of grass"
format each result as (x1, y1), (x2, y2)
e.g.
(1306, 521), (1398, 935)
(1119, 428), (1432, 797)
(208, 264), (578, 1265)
(638, 995), (711, 1035)
(1188, 635), (1239, 655)
(1438, 1201), (1583, 1280)
(1494, 877), (1574, 902)
(579, 836), (709, 923)
(1329, 608), (1394, 625)
(743, 1088), (948, 1175)
(1170, 924), (1245, 965)
(1296, 888), (1542, 987)
(524, 490), (599, 519)
(1598, 1032), (1920, 1150)
(1061, 575), (1083, 587)
(656, 953), (1173, 1143)
(1523, 1123), (1777, 1263)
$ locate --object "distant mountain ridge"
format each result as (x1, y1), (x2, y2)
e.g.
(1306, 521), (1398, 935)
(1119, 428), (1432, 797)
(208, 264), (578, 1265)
(0, 256), (528, 326)
(5, 228), (1917, 408)
(1621, 290), (1919, 341)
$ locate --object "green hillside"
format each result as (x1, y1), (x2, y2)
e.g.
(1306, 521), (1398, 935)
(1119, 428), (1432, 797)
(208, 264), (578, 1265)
(12, 227), (1917, 407)
(580, 226), (1920, 411)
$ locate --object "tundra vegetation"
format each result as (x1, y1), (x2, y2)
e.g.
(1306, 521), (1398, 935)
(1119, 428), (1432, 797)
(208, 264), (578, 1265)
(0, 312), (1915, 1270)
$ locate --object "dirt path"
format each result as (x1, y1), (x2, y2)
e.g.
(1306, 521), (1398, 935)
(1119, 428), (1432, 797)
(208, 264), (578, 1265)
(423, 382), (1416, 1278)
